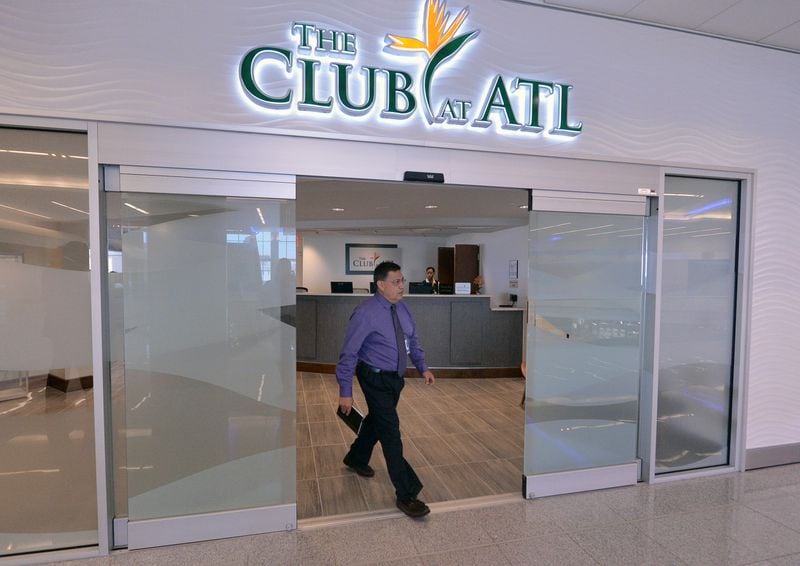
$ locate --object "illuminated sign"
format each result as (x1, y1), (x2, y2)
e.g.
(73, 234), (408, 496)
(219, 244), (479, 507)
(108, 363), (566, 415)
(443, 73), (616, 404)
(240, 0), (582, 137)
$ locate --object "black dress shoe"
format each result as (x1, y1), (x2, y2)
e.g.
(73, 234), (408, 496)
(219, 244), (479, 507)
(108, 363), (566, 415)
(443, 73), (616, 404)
(343, 455), (375, 478)
(396, 498), (430, 518)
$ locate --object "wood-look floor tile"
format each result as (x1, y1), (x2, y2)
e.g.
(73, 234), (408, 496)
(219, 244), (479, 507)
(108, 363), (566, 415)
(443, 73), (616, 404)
(314, 444), (348, 478)
(309, 420), (344, 446)
(471, 430), (521, 459)
(303, 388), (329, 405)
(306, 403), (335, 423)
(297, 422), (311, 447)
(402, 438), (429, 468)
(297, 479), (322, 519)
(318, 475), (369, 516)
(400, 413), (437, 437)
(357, 473), (396, 511)
(411, 397), (446, 415)
(412, 435), (461, 466)
(472, 409), (517, 431)
(443, 433), (496, 463)
(468, 459), (522, 495)
(433, 463), (495, 499)
(297, 446), (317, 481)
(424, 412), (465, 435)
(508, 456), (524, 472)
(416, 467), (454, 503)
(448, 411), (494, 433)
(296, 403), (309, 424)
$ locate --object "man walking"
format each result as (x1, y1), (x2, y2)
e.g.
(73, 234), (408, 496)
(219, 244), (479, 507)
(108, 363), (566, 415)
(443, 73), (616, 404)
(337, 261), (435, 518)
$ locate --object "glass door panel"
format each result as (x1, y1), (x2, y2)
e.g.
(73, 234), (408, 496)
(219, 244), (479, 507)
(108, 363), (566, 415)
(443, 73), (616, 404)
(0, 128), (97, 557)
(655, 177), (739, 473)
(525, 210), (645, 482)
(107, 188), (295, 546)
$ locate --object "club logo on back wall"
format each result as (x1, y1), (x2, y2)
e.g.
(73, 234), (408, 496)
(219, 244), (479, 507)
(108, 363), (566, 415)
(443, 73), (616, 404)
(239, 0), (582, 137)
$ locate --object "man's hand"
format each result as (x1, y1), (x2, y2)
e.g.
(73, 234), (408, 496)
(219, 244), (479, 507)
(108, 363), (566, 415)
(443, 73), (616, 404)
(422, 370), (435, 385)
(339, 396), (353, 415)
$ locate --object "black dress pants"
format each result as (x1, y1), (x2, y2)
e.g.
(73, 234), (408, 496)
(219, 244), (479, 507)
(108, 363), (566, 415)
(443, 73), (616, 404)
(345, 363), (422, 501)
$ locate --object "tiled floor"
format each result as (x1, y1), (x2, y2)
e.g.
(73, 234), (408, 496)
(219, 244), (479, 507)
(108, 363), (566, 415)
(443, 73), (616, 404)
(54, 462), (800, 565)
(297, 371), (526, 519)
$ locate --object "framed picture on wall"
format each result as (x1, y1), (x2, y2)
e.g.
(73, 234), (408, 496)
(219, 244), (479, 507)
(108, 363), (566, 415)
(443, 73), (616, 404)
(345, 244), (401, 275)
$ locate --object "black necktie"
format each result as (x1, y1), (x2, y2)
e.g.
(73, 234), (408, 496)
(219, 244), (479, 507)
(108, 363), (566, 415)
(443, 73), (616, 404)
(390, 304), (406, 373)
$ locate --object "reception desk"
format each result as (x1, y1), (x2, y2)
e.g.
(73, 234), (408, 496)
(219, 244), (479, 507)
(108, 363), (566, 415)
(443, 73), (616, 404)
(296, 294), (524, 377)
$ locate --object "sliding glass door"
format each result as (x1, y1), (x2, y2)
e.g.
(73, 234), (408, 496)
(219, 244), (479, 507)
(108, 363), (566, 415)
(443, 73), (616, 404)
(524, 191), (649, 497)
(106, 168), (296, 549)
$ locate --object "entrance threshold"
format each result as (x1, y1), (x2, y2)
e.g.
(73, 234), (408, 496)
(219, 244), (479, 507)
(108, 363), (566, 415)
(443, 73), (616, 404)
(298, 493), (521, 531)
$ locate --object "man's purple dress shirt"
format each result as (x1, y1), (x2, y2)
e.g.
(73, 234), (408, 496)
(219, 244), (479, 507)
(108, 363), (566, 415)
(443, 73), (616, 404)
(336, 293), (429, 397)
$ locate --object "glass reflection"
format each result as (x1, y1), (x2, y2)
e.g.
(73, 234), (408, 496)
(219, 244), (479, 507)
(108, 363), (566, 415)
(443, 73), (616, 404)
(656, 177), (739, 473)
(107, 192), (296, 523)
(525, 211), (645, 475)
(0, 128), (96, 556)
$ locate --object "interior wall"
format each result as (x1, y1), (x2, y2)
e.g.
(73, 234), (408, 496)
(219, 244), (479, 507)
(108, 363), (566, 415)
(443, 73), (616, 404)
(446, 226), (529, 307)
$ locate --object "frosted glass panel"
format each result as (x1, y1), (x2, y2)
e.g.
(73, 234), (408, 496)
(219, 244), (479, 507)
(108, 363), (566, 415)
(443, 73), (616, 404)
(525, 211), (644, 475)
(655, 177), (738, 473)
(108, 192), (295, 521)
(0, 128), (97, 556)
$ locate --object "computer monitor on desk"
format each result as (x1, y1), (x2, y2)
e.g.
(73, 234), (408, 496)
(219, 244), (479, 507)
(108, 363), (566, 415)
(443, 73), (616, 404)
(408, 282), (434, 294)
(330, 281), (353, 294)
(437, 283), (454, 295)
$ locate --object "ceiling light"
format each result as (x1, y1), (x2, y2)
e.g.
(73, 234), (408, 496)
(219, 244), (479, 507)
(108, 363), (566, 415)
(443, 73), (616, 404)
(0, 202), (52, 219)
(123, 202), (149, 215)
(519, 205), (528, 209)
(331, 207), (345, 212)
(256, 207), (265, 225)
(424, 205), (438, 209)
(51, 200), (89, 215)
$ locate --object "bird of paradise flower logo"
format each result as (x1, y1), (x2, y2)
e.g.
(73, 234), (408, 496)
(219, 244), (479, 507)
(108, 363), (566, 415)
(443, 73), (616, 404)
(385, 0), (479, 123)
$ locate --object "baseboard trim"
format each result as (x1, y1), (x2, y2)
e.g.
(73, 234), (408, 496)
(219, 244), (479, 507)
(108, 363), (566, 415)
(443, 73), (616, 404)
(47, 373), (94, 392)
(746, 442), (800, 470)
(296, 362), (522, 379)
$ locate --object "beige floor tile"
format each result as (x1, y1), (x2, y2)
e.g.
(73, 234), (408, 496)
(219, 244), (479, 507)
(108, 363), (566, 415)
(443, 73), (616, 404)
(433, 463), (495, 499)
(402, 438), (430, 468)
(306, 402), (335, 423)
(448, 410), (494, 433)
(416, 466), (454, 503)
(443, 432), (496, 463)
(357, 472), (397, 511)
(297, 479), (322, 519)
(303, 388), (329, 405)
(314, 445), (348, 478)
(400, 413), (437, 437)
(472, 408), (518, 431)
(412, 435), (462, 466)
(309, 420), (345, 446)
(318, 475), (369, 516)
(468, 459), (523, 494)
(472, 429), (522, 459)
(424, 412), (466, 435)
(296, 403), (309, 424)
(297, 446), (317, 481)
(296, 422), (311, 447)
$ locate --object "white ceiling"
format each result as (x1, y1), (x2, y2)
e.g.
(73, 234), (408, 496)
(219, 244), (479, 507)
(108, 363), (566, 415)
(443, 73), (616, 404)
(297, 177), (529, 237)
(522, 0), (800, 52)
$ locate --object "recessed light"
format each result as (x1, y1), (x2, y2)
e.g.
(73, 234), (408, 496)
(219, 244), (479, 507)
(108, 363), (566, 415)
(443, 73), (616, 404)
(519, 205), (528, 209)
(331, 207), (345, 212)
(424, 205), (438, 209)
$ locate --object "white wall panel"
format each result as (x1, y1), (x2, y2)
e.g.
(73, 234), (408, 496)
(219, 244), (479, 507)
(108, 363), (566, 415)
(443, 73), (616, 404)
(1, 0), (798, 449)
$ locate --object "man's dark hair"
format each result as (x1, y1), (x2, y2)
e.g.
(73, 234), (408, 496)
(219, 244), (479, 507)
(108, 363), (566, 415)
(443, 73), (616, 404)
(374, 261), (401, 283)
(426, 266), (435, 272)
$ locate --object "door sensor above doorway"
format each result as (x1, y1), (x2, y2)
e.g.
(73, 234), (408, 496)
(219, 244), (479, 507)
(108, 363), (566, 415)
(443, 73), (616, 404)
(403, 171), (445, 183)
